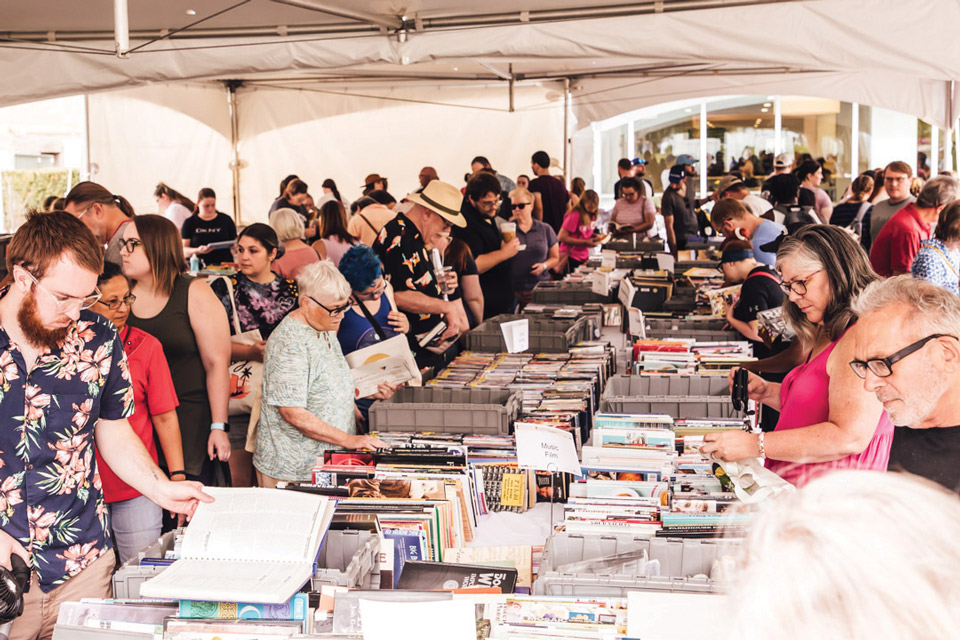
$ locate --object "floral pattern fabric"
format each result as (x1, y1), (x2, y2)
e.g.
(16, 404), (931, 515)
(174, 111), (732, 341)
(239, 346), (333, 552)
(210, 273), (299, 340)
(0, 308), (133, 591)
(911, 238), (960, 296)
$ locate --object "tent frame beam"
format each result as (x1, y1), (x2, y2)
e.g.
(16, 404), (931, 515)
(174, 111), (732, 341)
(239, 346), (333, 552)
(268, 0), (403, 30)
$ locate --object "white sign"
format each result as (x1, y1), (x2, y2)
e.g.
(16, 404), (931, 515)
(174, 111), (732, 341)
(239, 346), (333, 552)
(627, 307), (646, 338)
(590, 270), (611, 296)
(656, 253), (676, 273)
(360, 598), (476, 640)
(600, 250), (617, 269)
(618, 278), (637, 308)
(500, 318), (529, 353)
(626, 591), (725, 640)
(514, 422), (582, 476)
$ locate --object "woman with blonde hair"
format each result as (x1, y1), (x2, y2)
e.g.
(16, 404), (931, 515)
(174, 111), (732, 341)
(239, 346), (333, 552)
(557, 189), (603, 272)
(509, 187), (559, 309)
(702, 225), (893, 486)
(270, 207), (321, 279)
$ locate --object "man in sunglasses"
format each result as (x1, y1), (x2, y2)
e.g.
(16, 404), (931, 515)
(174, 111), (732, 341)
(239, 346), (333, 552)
(851, 275), (960, 492)
(0, 213), (212, 639)
(453, 172), (520, 319)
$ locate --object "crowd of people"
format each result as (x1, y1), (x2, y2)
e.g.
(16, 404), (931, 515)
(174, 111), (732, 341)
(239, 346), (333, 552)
(5, 144), (960, 638)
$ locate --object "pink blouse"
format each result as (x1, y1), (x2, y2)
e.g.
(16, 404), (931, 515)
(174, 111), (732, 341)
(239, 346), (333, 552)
(766, 325), (894, 486)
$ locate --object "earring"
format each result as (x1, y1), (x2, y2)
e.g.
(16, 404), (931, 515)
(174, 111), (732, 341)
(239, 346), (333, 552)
(734, 228), (746, 240)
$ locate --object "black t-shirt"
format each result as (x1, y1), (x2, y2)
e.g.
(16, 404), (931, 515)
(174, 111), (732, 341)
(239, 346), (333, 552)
(181, 212), (238, 266)
(732, 266), (784, 359)
(453, 201), (514, 319)
(529, 175), (570, 232)
(888, 425), (960, 493)
(661, 187), (698, 241)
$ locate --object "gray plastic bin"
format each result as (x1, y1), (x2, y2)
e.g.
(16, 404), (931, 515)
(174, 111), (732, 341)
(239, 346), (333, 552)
(646, 328), (740, 342)
(466, 314), (592, 353)
(313, 529), (381, 589)
(112, 530), (177, 599)
(677, 260), (720, 271)
(531, 283), (615, 305)
(534, 532), (737, 595)
(645, 318), (728, 333)
(600, 375), (736, 418)
(369, 387), (521, 434)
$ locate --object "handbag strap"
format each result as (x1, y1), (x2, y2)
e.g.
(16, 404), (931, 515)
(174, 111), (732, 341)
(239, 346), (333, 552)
(851, 201), (871, 226)
(354, 297), (388, 341)
(927, 243), (959, 277)
(217, 275), (243, 335)
(359, 213), (379, 234)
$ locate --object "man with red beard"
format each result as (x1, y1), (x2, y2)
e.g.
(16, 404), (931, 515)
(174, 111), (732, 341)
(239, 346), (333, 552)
(0, 212), (212, 640)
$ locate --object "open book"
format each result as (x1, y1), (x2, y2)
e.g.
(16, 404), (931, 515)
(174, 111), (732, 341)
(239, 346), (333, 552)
(139, 488), (336, 604)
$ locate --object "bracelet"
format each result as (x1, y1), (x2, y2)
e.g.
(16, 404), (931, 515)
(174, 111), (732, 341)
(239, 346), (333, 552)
(756, 432), (766, 458)
(210, 422), (230, 433)
(168, 470), (186, 477)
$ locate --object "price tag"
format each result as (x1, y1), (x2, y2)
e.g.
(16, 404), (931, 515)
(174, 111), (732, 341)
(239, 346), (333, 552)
(618, 278), (637, 308)
(499, 319), (529, 353)
(600, 250), (617, 269)
(591, 270), (610, 296)
(656, 253), (676, 273)
(628, 307), (646, 338)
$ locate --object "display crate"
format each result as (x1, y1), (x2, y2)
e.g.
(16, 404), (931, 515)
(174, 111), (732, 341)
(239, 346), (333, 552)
(600, 374), (736, 418)
(465, 314), (592, 353)
(531, 282), (616, 305)
(313, 529), (381, 589)
(646, 328), (740, 342)
(677, 260), (720, 271)
(369, 387), (521, 435)
(112, 530), (177, 600)
(533, 532), (737, 596)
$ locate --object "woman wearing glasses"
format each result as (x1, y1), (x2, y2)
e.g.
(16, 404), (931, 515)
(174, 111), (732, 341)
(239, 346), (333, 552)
(702, 225), (894, 486)
(337, 245), (409, 424)
(121, 215), (233, 489)
(256, 261), (390, 487)
(209, 223), (300, 486)
(91, 263), (185, 562)
(509, 187), (560, 310)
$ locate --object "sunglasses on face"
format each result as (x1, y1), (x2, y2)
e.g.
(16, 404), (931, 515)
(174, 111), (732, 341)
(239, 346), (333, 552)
(849, 333), (953, 379)
(511, 202), (531, 210)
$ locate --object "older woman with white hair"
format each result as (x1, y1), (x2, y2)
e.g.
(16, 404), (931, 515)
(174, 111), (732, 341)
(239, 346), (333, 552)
(254, 261), (392, 487)
(269, 207), (320, 279)
(724, 470), (960, 640)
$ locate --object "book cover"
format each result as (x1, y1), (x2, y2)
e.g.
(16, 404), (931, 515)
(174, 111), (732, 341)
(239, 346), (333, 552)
(178, 593), (308, 621)
(382, 528), (426, 589)
(396, 560), (517, 593)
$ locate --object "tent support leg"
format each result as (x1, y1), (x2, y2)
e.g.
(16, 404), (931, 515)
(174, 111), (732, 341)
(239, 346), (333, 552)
(227, 81), (243, 224)
(509, 64), (514, 113)
(562, 78), (570, 181)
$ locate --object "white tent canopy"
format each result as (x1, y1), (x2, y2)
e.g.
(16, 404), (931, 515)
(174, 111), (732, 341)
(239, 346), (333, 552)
(4, 0), (959, 218)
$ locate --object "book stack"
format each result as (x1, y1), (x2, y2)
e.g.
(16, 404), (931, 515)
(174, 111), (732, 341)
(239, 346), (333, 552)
(631, 338), (754, 374)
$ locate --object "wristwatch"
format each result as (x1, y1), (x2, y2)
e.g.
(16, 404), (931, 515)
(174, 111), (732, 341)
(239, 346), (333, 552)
(210, 422), (231, 433)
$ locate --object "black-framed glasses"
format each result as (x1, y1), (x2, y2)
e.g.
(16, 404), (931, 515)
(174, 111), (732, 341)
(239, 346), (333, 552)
(849, 334), (953, 378)
(118, 238), (143, 253)
(97, 294), (136, 311)
(779, 269), (822, 296)
(511, 202), (530, 210)
(308, 296), (351, 317)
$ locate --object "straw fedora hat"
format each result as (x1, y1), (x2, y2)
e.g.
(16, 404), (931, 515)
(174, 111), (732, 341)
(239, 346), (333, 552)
(405, 180), (466, 228)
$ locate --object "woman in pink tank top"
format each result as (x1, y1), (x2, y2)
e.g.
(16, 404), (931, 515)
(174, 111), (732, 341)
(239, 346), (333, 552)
(703, 226), (894, 486)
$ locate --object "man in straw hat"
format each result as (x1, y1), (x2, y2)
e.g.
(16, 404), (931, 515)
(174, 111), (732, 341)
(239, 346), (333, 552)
(372, 180), (469, 368)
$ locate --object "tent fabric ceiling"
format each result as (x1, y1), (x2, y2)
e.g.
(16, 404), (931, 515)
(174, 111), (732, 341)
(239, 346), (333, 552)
(1, 0), (958, 127)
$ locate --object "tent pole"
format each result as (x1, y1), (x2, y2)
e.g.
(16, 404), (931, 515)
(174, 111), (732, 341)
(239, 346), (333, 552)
(82, 93), (92, 182)
(509, 64), (514, 113)
(563, 78), (570, 182)
(227, 81), (243, 224)
(113, 0), (129, 57)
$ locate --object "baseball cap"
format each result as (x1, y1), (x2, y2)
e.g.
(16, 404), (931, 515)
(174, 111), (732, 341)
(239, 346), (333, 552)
(773, 153), (793, 169)
(716, 174), (745, 195)
(669, 166), (687, 184)
(675, 154), (699, 166)
(631, 157), (647, 166)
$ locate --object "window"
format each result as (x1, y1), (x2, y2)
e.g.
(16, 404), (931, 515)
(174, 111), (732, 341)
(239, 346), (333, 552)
(14, 153), (58, 170)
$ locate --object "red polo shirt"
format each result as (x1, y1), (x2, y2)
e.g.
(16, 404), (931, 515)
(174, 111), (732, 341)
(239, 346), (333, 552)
(869, 204), (931, 277)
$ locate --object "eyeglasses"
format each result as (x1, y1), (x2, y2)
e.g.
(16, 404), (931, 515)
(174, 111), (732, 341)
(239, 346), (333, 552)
(476, 198), (501, 209)
(75, 204), (94, 219)
(96, 294), (136, 311)
(118, 238), (143, 253)
(849, 334), (952, 379)
(884, 176), (907, 184)
(308, 296), (351, 318)
(779, 269), (822, 296)
(23, 270), (101, 313)
(511, 203), (530, 210)
(354, 280), (385, 301)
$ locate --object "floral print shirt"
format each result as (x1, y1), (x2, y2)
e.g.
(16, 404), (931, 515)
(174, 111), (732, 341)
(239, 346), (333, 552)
(210, 273), (299, 340)
(0, 308), (133, 591)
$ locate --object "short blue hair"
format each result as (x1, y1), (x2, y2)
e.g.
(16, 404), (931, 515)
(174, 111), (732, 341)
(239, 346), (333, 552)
(338, 244), (383, 292)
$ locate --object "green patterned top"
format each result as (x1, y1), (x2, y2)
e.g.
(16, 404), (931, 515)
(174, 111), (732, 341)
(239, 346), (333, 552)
(255, 315), (356, 481)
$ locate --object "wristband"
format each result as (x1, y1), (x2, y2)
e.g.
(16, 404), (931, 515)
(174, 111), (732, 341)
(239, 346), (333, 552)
(756, 432), (766, 458)
(168, 470), (186, 477)
(210, 422), (230, 433)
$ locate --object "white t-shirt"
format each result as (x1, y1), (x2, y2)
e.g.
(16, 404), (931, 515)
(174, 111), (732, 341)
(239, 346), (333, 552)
(742, 194), (774, 217)
(164, 202), (193, 231)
